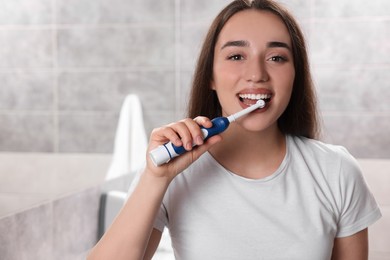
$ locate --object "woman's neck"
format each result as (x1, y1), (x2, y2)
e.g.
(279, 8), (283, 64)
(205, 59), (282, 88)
(208, 124), (286, 179)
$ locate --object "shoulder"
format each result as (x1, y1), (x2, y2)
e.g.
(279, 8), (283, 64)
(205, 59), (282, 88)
(288, 135), (363, 184)
(289, 135), (358, 169)
(290, 135), (350, 158)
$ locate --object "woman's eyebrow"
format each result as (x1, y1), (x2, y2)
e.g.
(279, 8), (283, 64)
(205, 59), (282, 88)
(267, 41), (291, 50)
(220, 40), (249, 50)
(220, 40), (291, 50)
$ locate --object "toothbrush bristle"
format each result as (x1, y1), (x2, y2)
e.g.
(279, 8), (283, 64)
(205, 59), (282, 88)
(256, 99), (266, 108)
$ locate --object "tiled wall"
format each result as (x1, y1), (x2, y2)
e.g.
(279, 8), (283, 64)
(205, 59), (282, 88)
(0, 0), (389, 158)
(0, 187), (101, 260)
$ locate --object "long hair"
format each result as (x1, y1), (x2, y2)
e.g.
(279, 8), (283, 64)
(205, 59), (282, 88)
(187, 0), (320, 139)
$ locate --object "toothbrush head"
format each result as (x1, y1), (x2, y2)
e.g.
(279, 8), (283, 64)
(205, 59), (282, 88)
(227, 99), (266, 122)
(256, 99), (266, 108)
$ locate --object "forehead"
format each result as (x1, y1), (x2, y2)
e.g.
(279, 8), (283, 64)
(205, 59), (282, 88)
(217, 10), (291, 46)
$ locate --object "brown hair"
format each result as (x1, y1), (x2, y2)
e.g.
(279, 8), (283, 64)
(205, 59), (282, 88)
(187, 0), (320, 139)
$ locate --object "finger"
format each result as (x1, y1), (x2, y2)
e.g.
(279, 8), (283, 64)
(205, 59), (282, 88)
(192, 116), (214, 145)
(168, 121), (195, 151)
(193, 116), (213, 128)
(180, 118), (205, 146)
(150, 126), (183, 147)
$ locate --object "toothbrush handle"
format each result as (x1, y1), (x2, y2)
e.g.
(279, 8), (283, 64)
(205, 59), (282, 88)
(149, 117), (230, 166)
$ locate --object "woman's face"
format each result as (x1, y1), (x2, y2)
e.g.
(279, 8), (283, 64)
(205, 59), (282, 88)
(212, 9), (295, 132)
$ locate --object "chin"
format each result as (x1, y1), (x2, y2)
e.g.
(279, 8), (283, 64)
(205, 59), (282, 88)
(238, 116), (278, 134)
(239, 121), (267, 133)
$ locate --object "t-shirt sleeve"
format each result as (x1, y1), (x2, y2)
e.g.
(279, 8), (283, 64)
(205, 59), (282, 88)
(154, 202), (168, 232)
(335, 149), (382, 237)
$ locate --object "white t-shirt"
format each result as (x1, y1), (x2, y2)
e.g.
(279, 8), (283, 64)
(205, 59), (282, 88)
(149, 135), (381, 260)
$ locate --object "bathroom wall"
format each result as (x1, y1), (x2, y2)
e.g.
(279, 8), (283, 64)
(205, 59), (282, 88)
(0, 0), (389, 158)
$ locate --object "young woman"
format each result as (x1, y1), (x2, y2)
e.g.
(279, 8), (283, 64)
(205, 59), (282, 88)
(88, 1), (381, 259)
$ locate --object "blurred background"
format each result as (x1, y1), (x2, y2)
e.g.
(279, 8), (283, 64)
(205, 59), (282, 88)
(0, 0), (389, 259)
(0, 0), (389, 157)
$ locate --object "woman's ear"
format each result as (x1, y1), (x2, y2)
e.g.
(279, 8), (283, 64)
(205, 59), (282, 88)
(211, 79), (216, 90)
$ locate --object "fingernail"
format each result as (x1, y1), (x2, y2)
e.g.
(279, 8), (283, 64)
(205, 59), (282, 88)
(196, 136), (204, 145)
(186, 142), (192, 150)
(174, 138), (182, 146)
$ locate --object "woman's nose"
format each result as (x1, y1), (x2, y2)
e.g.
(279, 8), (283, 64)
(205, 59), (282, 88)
(245, 59), (269, 83)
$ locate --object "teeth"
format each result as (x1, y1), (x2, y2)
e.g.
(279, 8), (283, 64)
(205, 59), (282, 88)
(239, 93), (272, 100)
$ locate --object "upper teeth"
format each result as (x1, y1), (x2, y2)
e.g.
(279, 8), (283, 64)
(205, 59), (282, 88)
(239, 93), (271, 100)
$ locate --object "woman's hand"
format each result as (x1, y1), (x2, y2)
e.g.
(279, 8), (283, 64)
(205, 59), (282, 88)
(145, 116), (222, 181)
(88, 118), (221, 260)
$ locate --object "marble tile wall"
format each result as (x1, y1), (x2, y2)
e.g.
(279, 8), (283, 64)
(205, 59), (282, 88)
(0, 152), (111, 259)
(308, 1), (390, 158)
(0, 0), (389, 158)
(0, 187), (101, 260)
(0, 0), (176, 154)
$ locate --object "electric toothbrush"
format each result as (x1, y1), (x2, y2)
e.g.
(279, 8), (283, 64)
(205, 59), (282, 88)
(149, 99), (266, 166)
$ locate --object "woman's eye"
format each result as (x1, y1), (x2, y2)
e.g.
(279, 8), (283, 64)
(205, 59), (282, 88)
(228, 54), (244, 61)
(268, 55), (287, 62)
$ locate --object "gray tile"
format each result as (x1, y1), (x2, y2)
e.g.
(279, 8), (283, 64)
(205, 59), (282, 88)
(369, 252), (390, 260)
(0, 0), (53, 25)
(57, 27), (174, 68)
(0, 113), (54, 152)
(314, 68), (390, 112)
(0, 194), (49, 218)
(0, 29), (54, 68)
(178, 70), (194, 114)
(0, 204), (53, 260)
(58, 113), (117, 153)
(180, 0), (229, 24)
(322, 114), (390, 158)
(0, 71), (55, 110)
(314, 0), (390, 17)
(181, 0), (311, 23)
(101, 173), (134, 193)
(0, 153), (109, 196)
(368, 206), (390, 254)
(180, 25), (209, 69)
(279, 0), (312, 20)
(143, 110), (176, 136)
(359, 159), (390, 206)
(57, 0), (174, 24)
(52, 188), (100, 259)
(74, 251), (90, 260)
(310, 20), (390, 65)
(58, 70), (175, 112)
